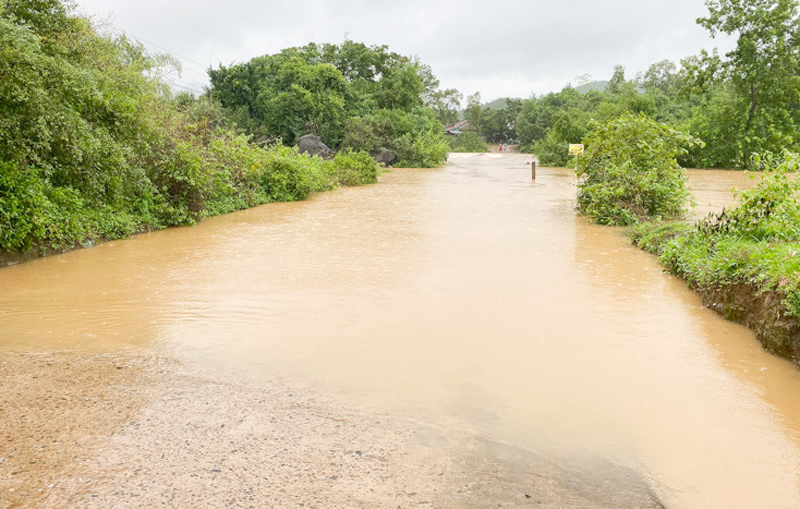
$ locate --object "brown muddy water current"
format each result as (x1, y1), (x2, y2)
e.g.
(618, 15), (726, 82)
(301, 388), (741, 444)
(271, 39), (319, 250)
(2, 153), (800, 507)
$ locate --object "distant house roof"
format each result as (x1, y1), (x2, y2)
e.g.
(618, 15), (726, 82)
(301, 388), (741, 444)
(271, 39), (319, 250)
(444, 120), (471, 133)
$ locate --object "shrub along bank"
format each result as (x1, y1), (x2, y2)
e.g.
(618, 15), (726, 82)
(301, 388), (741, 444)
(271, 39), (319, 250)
(573, 112), (800, 363)
(0, 0), (382, 261)
(629, 152), (800, 363)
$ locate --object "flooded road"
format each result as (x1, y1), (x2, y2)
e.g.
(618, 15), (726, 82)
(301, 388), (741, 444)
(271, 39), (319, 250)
(2, 153), (800, 507)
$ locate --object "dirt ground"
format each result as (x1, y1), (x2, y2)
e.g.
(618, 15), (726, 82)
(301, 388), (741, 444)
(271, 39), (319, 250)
(0, 351), (662, 508)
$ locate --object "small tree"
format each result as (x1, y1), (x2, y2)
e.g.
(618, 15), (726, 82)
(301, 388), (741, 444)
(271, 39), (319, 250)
(576, 113), (702, 225)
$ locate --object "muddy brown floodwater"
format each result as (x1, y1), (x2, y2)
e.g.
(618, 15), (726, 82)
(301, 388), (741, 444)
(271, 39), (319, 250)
(2, 153), (800, 507)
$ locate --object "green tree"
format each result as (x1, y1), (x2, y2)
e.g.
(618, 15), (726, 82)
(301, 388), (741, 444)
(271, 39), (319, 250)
(607, 65), (627, 94)
(208, 41), (451, 154)
(482, 99), (521, 143)
(209, 54), (348, 146)
(516, 92), (566, 146)
(464, 92), (485, 134)
(447, 131), (487, 152)
(639, 60), (681, 95)
(376, 61), (425, 111)
(427, 87), (462, 126)
(693, 0), (800, 167)
(340, 108), (448, 167)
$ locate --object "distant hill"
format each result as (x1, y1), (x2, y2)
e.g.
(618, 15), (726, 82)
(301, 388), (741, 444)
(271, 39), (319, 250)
(455, 97), (522, 120)
(482, 97), (521, 110)
(573, 80), (644, 94)
(575, 81), (609, 93)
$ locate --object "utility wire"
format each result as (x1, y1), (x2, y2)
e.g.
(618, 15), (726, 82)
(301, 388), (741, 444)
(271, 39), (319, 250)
(117, 28), (208, 70)
(81, 7), (211, 94)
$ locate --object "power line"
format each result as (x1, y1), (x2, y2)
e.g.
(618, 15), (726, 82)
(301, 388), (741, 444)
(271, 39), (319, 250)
(81, 7), (212, 88)
(168, 82), (205, 94)
(117, 28), (208, 71)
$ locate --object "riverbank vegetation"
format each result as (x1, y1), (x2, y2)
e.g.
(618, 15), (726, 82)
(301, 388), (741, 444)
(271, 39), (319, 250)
(572, 96), (799, 359)
(631, 152), (800, 316)
(0, 0), (450, 257)
(556, 0), (800, 361)
(576, 113), (701, 225)
(207, 41), (450, 167)
(628, 152), (800, 358)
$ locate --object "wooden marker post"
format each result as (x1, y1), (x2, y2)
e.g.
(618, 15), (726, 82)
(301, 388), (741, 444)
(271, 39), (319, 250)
(531, 160), (536, 180)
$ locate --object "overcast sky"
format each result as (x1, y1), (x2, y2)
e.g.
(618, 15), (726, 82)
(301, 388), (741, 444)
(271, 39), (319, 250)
(75, 0), (732, 104)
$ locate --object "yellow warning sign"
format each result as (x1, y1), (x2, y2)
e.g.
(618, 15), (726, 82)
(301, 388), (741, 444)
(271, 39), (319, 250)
(569, 144), (584, 155)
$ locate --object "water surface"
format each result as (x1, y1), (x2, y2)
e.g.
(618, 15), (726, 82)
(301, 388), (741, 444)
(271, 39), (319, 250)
(2, 154), (799, 507)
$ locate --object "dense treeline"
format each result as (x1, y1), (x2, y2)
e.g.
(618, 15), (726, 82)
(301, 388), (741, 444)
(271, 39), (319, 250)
(207, 41), (451, 167)
(0, 0), (448, 255)
(5, 0), (798, 258)
(463, 0), (800, 170)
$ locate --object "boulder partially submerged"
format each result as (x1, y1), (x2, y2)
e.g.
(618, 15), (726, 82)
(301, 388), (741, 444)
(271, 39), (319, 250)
(297, 134), (334, 159)
(375, 149), (398, 167)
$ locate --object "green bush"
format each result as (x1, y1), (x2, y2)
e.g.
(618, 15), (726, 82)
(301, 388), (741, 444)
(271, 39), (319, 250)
(341, 108), (448, 168)
(328, 149), (381, 186)
(255, 145), (328, 203)
(530, 133), (571, 167)
(447, 132), (487, 152)
(0, 164), (53, 252)
(576, 112), (702, 225)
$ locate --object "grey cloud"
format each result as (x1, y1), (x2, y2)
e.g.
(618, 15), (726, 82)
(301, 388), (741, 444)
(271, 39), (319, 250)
(78, 0), (727, 100)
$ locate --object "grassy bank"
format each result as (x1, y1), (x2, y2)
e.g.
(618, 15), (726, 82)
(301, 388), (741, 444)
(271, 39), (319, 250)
(628, 157), (800, 362)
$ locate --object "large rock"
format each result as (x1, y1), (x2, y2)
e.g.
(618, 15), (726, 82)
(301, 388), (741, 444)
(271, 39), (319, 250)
(297, 135), (334, 159)
(375, 149), (398, 167)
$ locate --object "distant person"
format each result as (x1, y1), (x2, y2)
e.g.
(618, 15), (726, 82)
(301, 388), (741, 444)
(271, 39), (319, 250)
(498, 144), (503, 152)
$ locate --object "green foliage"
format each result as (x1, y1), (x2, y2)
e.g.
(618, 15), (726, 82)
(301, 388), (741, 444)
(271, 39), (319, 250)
(482, 98), (521, 143)
(427, 87), (462, 126)
(576, 113), (702, 225)
(327, 149), (381, 186)
(208, 40), (450, 165)
(376, 61), (425, 111)
(630, 151), (800, 317)
(532, 137), (571, 167)
(517, 70), (658, 165)
(0, 2), (385, 255)
(685, 0), (800, 168)
(696, 151), (800, 241)
(257, 145), (323, 202)
(393, 109), (450, 168)
(0, 164), (58, 252)
(447, 132), (488, 153)
(208, 54), (348, 146)
(516, 92), (566, 147)
(341, 110), (398, 155)
(456, 95), (521, 144)
(341, 108), (448, 168)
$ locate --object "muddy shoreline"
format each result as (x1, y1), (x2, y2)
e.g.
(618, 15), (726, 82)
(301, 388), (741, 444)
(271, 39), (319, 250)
(0, 351), (662, 508)
(694, 282), (800, 365)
